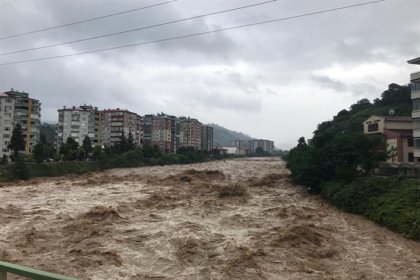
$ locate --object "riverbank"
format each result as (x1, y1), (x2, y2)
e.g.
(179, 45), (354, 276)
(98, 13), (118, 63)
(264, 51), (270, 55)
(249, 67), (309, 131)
(320, 176), (420, 240)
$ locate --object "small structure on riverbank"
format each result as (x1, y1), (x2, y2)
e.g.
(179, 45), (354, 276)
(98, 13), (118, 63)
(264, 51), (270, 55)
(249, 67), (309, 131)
(363, 115), (414, 163)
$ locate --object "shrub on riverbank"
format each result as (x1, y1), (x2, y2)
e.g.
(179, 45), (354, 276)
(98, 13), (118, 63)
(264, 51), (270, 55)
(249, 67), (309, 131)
(0, 148), (231, 182)
(321, 177), (420, 240)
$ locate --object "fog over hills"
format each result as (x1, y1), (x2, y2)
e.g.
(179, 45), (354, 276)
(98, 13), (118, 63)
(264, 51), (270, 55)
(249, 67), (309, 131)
(207, 123), (253, 147)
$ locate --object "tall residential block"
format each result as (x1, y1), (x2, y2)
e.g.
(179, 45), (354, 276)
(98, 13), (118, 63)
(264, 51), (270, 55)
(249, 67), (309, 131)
(0, 89), (41, 157)
(98, 109), (142, 147)
(152, 114), (180, 153)
(201, 125), (214, 151)
(409, 57), (420, 162)
(248, 139), (274, 154)
(57, 105), (98, 148)
(142, 114), (153, 146)
(228, 139), (249, 149)
(179, 117), (202, 151)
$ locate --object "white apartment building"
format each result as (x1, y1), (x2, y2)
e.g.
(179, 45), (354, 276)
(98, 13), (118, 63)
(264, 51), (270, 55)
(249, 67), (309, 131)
(179, 117), (202, 151)
(0, 89), (41, 157)
(57, 105), (98, 148)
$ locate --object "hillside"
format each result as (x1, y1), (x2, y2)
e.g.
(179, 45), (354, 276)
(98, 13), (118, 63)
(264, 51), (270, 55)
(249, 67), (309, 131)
(313, 83), (411, 138)
(285, 83), (420, 240)
(206, 123), (253, 147)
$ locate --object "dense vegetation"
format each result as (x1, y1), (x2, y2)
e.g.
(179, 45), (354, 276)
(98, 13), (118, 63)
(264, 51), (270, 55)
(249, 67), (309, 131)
(285, 83), (420, 240)
(286, 83), (410, 192)
(321, 177), (420, 240)
(40, 123), (56, 144)
(0, 130), (232, 182)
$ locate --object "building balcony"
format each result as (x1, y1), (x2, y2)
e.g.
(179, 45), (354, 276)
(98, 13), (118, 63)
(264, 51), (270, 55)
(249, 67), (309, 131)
(412, 90), (420, 100)
(413, 111), (420, 119)
(411, 71), (420, 82)
(414, 130), (420, 138)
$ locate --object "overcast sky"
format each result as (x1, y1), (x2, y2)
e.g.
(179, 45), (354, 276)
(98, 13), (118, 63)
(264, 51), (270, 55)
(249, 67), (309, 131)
(0, 0), (419, 149)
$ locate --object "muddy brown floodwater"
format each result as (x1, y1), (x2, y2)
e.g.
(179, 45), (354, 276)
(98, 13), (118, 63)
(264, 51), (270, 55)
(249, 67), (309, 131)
(0, 158), (419, 279)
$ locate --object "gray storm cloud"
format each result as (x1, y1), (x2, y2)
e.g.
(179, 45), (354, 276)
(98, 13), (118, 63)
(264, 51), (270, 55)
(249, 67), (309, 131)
(0, 0), (419, 149)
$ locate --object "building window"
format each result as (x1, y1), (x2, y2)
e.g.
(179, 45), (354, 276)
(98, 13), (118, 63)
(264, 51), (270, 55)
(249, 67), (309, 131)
(415, 139), (420, 148)
(413, 99), (420, 111)
(412, 82), (420, 92)
(368, 123), (379, 132)
(408, 137), (414, 147)
(408, 152), (415, 162)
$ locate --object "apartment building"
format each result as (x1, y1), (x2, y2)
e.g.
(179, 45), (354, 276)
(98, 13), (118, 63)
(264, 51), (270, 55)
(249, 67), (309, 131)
(142, 114), (153, 146)
(57, 105), (98, 148)
(201, 125), (214, 151)
(152, 114), (180, 153)
(363, 115), (414, 163)
(98, 109), (142, 147)
(228, 139), (249, 149)
(227, 139), (274, 155)
(179, 117), (202, 151)
(409, 57), (420, 161)
(248, 139), (274, 154)
(0, 89), (41, 157)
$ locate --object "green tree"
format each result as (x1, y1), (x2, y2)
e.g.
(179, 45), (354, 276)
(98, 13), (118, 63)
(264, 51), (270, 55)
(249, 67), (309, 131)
(118, 132), (128, 153)
(82, 136), (93, 155)
(59, 137), (79, 161)
(153, 145), (162, 157)
(13, 156), (29, 179)
(127, 131), (135, 151)
(255, 146), (264, 155)
(0, 154), (8, 165)
(32, 143), (44, 163)
(33, 133), (55, 162)
(286, 132), (386, 193)
(92, 146), (103, 160)
(7, 123), (25, 161)
(77, 147), (86, 160)
(142, 145), (156, 159)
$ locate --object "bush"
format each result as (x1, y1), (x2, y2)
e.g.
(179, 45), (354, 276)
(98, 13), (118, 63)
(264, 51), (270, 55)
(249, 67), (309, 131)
(12, 156), (29, 180)
(320, 177), (420, 240)
(0, 146), (231, 183)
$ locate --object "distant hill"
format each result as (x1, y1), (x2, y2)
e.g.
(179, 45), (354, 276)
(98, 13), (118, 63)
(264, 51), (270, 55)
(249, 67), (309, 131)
(206, 123), (253, 147)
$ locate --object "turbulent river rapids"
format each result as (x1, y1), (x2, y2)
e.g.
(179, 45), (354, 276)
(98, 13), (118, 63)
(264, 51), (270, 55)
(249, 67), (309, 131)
(0, 158), (419, 279)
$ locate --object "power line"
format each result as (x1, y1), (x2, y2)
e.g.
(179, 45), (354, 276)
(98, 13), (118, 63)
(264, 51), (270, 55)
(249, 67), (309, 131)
(0, 0), (277, 56)
(0, 0), (178, 40)
(0, 0), (385, 66)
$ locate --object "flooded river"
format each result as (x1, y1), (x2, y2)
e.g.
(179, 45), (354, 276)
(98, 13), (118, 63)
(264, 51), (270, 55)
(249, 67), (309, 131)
(0, 158), (419, 279)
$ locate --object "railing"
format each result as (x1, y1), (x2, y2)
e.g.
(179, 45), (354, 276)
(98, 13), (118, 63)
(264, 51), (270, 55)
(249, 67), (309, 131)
(0, 261), (78, 280)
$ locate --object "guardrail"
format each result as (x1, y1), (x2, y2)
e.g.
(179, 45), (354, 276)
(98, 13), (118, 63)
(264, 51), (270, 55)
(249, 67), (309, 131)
(0, 261), (78, 280)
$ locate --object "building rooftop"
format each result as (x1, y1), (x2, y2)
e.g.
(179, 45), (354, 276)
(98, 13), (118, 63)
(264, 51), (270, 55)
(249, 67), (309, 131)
(408, 57), (420, 65)
(383, 116), (412, 122)
(100, 108), (139, 115)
